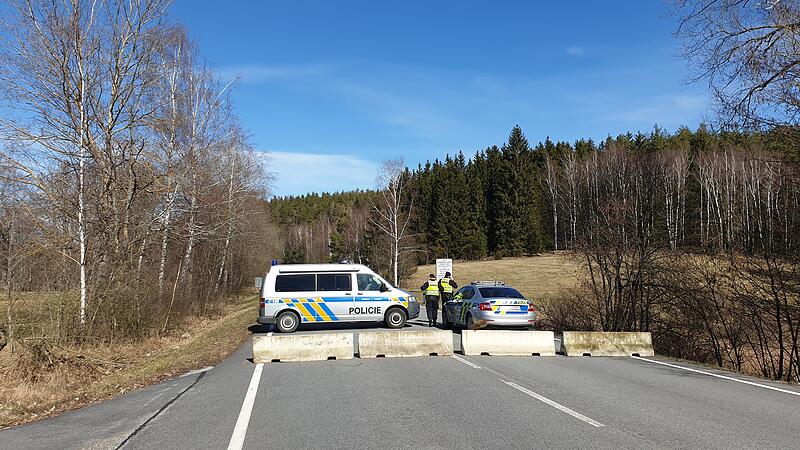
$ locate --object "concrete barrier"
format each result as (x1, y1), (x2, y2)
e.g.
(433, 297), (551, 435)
(358, 330), (453, 358)
(461, 330), (556, 356)
(561, 331), (654, 357)
(252, 333), (354, 363)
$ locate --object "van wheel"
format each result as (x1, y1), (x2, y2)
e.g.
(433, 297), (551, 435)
(384, 308), (407, 329)
(276, 311), (300, 333)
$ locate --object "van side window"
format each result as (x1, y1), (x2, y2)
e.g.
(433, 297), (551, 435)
(357, 274), (383, 291)
(317, 274), (352, 291)
(275, 274), (315, 292)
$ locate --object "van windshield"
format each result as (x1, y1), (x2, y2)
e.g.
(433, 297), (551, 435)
(477, 287), (525, 299)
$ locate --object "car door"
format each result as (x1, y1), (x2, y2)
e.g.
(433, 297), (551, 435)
(313, 273), (355, 322)
(452, 286), (476, 325)
(354, 273), (391, 322)
(446, 287), (466, 323)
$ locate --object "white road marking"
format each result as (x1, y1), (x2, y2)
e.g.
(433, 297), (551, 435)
(179, 366), (214, 377)
(632, 356), (800, 397)
(501, 380), (605, 428)
(267, 332), (273, 337)
(451, 354), (482, 369)
(227, 363), (264, 450)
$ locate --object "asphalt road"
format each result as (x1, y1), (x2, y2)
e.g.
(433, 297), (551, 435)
(2, 314), (799, 449)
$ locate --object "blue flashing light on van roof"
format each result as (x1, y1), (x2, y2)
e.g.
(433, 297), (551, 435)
(271, 259), (279, 266)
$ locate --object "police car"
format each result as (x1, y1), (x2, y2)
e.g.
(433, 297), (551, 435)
(258, 263), (420, 333)
(441, 281), (538, 329)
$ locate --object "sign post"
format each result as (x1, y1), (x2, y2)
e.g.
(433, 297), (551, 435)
(435, 258), (453, 280)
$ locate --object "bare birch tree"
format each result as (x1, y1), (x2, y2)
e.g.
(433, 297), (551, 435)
(543, 154), (561, 250)
(371, 159), (414, 285)
(674, 0), (800, 130)
(0, 0), (273, 340)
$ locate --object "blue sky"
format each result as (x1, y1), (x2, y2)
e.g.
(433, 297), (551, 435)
(170, 1), (709, 197)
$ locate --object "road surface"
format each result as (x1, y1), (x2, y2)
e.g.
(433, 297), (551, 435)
(2, 315), (799, 449)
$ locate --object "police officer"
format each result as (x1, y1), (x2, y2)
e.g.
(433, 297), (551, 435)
(420, 273), (440, 327)
(438, 271), (458, 307)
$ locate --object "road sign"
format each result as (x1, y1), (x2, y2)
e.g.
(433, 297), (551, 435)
(435, 259), (452, 280)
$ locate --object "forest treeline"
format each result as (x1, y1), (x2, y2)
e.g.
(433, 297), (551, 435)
(272, 125), (800, 381)
(0, 0), (276, 346)
(271, 124), (799, 265)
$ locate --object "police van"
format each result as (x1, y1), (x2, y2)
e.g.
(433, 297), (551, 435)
(258, 263), (420, 333)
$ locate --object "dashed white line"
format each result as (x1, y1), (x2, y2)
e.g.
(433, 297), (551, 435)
(227, 363), (264, 450)
(451, 354), (482, 369)
(501, 380), (605, 428)
(632, 356), (800, 397)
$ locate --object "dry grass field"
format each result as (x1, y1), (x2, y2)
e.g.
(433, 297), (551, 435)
(0, 294), (258, 428)
(402, 252), (582, 300)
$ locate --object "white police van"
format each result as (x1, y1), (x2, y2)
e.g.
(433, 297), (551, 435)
(258, 263), (420, 333)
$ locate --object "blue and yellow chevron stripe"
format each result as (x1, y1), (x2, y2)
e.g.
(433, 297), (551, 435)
(277, 296), (412, 322)
(280, 297), (345, 322)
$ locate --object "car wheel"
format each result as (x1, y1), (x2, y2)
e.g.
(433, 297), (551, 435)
(442, 310), (451, 329)
(385, 307), (407, 329)
(276, 311), (300, 333)
(466, 314), (475, 330)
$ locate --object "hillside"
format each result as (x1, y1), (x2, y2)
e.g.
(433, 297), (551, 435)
(401, 252), (581, 300)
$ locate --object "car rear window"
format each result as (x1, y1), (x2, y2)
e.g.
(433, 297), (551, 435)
(478, 287), (525, 299)
(275, 274), (316, 292)
(317, 274), (352, 291)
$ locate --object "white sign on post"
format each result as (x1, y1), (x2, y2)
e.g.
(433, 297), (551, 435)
(435, 259), (453, 280)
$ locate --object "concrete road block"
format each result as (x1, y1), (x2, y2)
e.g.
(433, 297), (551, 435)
(252, 333), (354, 363)
(461, 330), (556, 356)
(561, 331), (654, 357)
(358, 330), (453, 358)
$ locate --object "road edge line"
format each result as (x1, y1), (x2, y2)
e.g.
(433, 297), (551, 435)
(227, 363), (264, 450)
(631, 356), (800, 397)
(501, 380), (605, 428)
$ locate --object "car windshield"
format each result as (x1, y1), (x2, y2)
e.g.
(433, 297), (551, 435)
(478, 287), (525, 299)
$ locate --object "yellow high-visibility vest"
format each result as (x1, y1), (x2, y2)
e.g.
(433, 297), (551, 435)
(440, 277), (453, 293)
(424, 282), (440, 296)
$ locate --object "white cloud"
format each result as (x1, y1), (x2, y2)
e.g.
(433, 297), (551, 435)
(261, 150), (377, 197)
(334, 81), (463, 140)
(607, 93), (708, 124)
(566, 46), (585, 57)
(217, 64), (330, 83)
(672, 94), (706, 110)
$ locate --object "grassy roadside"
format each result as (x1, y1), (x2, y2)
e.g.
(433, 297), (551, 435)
(0, 294), (258, 429)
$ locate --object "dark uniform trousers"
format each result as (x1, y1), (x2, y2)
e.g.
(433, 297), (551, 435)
(441, 292), (453, 309)
(425, 295), (439, 323)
